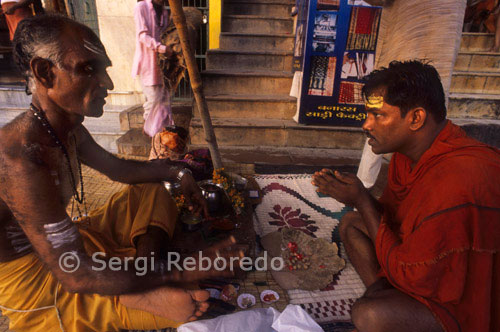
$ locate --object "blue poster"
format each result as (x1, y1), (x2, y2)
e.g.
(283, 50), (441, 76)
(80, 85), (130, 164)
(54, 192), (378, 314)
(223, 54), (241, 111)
(297, 0), (382, 126)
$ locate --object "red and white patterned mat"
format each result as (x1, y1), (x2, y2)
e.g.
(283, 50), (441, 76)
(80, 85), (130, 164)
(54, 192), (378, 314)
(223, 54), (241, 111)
(252, 174), (366, 323)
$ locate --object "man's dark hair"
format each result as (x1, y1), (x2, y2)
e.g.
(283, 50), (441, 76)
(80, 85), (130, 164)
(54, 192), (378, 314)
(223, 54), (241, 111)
(12, 14), (102, 94)
(362, 60), (447, 122)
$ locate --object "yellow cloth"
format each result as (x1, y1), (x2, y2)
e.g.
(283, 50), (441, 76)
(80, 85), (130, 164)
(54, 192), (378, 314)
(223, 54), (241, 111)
(0, 183), (180, 331)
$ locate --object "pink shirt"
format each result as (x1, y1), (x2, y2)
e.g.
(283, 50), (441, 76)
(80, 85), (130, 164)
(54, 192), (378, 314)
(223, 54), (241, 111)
(131, 0), (168, 86)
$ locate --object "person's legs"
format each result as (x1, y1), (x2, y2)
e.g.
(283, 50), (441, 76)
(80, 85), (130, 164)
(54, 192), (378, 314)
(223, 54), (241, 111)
(350, 278), (443, 332)
(338, 211), (380, 287)
(141, 84), (163, 120)
(77, 182), (177, 259)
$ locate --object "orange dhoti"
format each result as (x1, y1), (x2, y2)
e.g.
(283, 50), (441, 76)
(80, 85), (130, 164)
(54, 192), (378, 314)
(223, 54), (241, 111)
(0, 183), (181, 331)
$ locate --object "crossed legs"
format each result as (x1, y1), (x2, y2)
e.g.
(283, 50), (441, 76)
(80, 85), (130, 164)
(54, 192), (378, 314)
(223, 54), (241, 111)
(339, 212), (443, 332)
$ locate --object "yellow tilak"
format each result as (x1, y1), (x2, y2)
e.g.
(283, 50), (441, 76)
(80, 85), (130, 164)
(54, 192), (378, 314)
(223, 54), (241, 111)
(365, 95), (384, 109)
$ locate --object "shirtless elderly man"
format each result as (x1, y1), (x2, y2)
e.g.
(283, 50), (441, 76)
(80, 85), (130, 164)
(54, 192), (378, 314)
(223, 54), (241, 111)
(0, 15), (241, 331)
(313, 60), (500, 332)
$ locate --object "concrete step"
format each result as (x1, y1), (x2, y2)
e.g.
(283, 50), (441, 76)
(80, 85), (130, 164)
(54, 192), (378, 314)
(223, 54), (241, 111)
(189, 144), (363, 166)
(0, 85), (144, 108)
(224, 1), (293, 18)
(460, 32), (495, 52)
(448, 93), (500, 119)
(0, 85), (31, 107)
(219, 32), (294, 52)
(189, 117), (365, 150)
(206, 49), (293, 71)
(454, 51), (500, 72)
(452, 118), (500, 148)
(119, 103), (193, 131)
(195, 94), (297, 119)
(450, 71), (500, 94)
(116, 128), (152, 157)
(222, 15), (293, 34)
(202, 70), (293, 95)
(0, 105), (126, 153)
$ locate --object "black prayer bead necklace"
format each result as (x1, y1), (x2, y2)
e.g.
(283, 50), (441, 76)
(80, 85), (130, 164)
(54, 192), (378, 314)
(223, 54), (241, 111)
(29, 103), (87, 217)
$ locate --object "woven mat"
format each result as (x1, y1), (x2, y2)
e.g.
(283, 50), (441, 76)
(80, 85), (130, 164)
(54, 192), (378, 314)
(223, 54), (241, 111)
(252, 174), (365, 324)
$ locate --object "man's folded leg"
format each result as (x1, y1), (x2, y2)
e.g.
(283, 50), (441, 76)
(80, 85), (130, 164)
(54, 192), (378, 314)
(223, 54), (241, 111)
(76, 182), (178, 259)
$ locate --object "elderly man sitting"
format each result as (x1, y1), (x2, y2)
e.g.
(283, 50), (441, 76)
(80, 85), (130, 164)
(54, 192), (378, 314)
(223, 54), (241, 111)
(0, 15), (241, 331)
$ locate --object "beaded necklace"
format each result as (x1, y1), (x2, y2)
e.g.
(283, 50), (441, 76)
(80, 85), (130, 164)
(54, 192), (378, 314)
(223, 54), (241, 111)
(29, 103), (87, 218)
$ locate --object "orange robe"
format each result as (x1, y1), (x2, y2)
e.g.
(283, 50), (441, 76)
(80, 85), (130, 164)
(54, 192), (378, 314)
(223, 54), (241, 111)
(376, 121), (500, 332)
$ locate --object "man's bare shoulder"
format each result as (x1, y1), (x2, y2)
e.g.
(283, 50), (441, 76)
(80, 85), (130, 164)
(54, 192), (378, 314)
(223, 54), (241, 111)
(0, 112), (53, 169)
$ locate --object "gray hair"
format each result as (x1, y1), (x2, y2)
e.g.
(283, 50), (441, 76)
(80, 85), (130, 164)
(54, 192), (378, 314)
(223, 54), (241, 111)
(12, 15), (101, 94)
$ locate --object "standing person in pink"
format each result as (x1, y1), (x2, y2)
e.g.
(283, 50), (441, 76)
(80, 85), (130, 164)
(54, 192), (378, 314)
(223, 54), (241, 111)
(132, 0), (175, 137)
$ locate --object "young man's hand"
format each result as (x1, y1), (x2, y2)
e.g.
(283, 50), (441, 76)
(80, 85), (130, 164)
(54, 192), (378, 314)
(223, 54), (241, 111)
(312, 169), (369, 208)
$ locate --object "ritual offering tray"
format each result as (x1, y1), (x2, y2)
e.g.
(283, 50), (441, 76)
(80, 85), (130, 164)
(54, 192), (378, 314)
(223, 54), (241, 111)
(260, 228), (345, 291)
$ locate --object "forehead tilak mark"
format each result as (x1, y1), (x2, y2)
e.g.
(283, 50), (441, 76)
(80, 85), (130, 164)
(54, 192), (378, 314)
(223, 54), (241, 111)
(365, 95), (384, 109)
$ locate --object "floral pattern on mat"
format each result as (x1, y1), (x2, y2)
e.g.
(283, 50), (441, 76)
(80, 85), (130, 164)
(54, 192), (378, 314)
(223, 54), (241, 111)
(268, 205), (319, 237)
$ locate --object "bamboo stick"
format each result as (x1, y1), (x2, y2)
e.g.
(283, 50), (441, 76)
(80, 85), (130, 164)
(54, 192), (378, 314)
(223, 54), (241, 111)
(168, 0), (223, 169)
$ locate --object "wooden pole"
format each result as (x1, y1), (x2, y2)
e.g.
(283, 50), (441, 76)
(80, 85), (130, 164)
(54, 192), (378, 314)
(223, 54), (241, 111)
(168, 0), (223, 169)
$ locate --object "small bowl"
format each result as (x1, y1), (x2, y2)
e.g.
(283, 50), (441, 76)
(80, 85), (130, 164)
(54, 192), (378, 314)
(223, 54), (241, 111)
(181, 213), (202, 232)
(198, 180), (231, 215)
(237, 293), (256, 309)
(260, 290), (279, 304)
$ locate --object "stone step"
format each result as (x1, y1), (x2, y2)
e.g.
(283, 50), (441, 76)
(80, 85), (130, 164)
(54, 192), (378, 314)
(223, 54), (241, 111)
(189, 117), (365, 150)
(202, 70), (293, 95)
(119, 103), (193, 131)
(452, 118), (500, 148)
(195, 94), (297, 119)
(450, 71), (500, 94)
(0, 105), (27, 126)
(222, 15), (293, 34)
(460, 32), (495, 52)
(219, 32), (294, 52)
(116, 128), (152, 157)
(189, 144), (363, 166)
(0, 85), (144, 108)
(0, 85), (31, 107)
(0, 105), (126, 153)
(224, 1), (293, 18)
(454, 51), (500, 72)
(448, 93), (500, 119)
(206, 49), (293, 71)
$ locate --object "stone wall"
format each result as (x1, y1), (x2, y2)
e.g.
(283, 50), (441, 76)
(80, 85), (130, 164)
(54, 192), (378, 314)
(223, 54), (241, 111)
(95, 0), (144, 106)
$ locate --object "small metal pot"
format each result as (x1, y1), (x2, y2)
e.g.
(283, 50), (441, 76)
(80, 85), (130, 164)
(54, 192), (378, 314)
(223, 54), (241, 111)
(198, 180), (230, 215)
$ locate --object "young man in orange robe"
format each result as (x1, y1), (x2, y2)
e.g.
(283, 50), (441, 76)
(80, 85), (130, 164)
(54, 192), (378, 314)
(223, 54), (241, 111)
(312, 60), (500, 332)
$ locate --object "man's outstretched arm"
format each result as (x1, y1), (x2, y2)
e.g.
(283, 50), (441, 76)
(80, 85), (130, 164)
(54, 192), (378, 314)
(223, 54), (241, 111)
(0, 149), (238, 295)
(74, 126), (208, 216)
